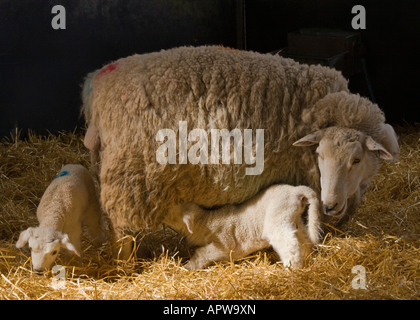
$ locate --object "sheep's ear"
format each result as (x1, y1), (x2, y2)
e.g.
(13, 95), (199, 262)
(16, 228), (33, 248)
(365, 136), (394, 161)
(293, 130), (323, 147)
(182, 215), (194, 234)
(60, 234), (81, 257)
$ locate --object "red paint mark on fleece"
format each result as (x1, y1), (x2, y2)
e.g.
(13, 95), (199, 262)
(217, 45), (240, 53)
(97, 63), (118, 77)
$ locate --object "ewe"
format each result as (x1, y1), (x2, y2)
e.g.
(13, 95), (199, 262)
(81, 46), (399, 259)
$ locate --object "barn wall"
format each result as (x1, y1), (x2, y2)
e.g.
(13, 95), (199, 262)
(1, 0), (418, 137)
(0, 0), (236, 137)
(246, 0), (420, 125)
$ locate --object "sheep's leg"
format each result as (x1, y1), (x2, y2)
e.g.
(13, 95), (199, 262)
(185, 243), (230, 270)
(295, 219), (313, 261)
(100, 150), (138, 261)
(268, 224), (303, 269)
(111, 227), (135, 261)
(83, 202), (107, 247)
(106, 211), (135, 261)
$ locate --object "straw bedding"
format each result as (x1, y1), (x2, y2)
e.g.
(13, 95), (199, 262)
(0, 126), (419, 300)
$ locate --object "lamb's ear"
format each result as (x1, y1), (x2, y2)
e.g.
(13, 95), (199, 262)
(16, 228), (33, 248)
(60, 234), (81, 257)
(293, 130), (324, 147)
(365, 136), (394, 161)
(182, 215), (194, 234)
(377, 123), (400, 162)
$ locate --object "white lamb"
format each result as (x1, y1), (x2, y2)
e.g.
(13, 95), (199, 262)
(177, 184), (322, 270)
(16, 164), (106, 273)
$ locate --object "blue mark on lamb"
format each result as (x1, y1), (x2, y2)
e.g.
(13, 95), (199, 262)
(54, 170), (69, 180)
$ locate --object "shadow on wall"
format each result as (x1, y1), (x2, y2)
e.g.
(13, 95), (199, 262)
(246, 0), (420, 125)
(0, 0), (236, 137)
(1, 0), (419, 137)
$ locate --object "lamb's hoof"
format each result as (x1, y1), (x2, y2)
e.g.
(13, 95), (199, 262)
(184, 261), (200, 270)
(281, 259), (303, 270)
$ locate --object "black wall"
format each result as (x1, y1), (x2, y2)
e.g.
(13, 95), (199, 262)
(0, 0), (236, 137)
(1, 0), (419, 137)
(246, 0), (420, 127)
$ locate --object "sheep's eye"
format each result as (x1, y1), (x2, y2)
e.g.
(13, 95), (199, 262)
(353, 158), (361, 165)
(51, 250), (57, 255)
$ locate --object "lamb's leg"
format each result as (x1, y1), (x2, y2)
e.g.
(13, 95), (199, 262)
(62, 250), (82, 267)
(62, 229), (82, 266)
(69, 227), (82, 256)
(185, 243), (230, 270)
(268, 223), (303, 269)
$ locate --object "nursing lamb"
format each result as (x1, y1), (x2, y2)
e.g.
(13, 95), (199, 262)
(171, 184), (322, 270)
(16, 164), (106, 273)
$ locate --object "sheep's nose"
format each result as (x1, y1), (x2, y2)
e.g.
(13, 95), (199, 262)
(323, 203), (338, 215)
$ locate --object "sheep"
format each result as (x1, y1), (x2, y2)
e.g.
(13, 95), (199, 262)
(293, 125), (397, 220)
(168, 184), (322, 270)
(16, 164), (106, 273)
(81, 45), (399, 259)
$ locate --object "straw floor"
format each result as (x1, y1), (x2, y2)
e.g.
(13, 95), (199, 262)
(0, 125), (419, 300)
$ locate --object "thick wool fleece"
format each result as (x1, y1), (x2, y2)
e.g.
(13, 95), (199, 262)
(81, 45), (388, 232)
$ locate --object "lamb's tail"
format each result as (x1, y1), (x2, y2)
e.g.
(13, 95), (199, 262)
(298, 187), (323, 245)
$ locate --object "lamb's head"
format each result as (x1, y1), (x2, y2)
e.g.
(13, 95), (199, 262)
(16, 227), (80, 273)
(293, 126), (398, 218)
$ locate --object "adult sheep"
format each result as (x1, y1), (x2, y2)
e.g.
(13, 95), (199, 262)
(81, 46), (399, 259)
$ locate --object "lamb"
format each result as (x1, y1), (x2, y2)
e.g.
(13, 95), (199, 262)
(171, 184), (322, 270)
(16, 164), (106, 273)
(81, 45), (399, 259)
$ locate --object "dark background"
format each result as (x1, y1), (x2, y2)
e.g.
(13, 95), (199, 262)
(1, 0), (419, 137)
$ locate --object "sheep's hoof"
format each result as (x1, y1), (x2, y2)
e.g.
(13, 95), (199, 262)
(112, 239), (134, 261)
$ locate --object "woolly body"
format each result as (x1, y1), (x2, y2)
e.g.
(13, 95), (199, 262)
(36, 165), (102, 237)
(81, 46), (396, 241)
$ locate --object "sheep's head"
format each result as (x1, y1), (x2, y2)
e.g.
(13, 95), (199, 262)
(293, 126), (398, 219)
(16, 227), (80, 273)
